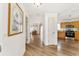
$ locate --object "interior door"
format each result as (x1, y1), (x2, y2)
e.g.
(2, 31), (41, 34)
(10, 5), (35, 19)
(47, 14), (57, 45)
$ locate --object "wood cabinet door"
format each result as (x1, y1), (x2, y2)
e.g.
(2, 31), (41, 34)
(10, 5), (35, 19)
(58, 32), (65, 39)
(75, 31), (79, 40)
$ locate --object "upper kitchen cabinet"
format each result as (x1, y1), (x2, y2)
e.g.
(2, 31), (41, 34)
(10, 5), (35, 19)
(61, 21), (79, 28)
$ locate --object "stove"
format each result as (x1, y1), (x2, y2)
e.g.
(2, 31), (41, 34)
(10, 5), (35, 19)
(66, 30), (75, 37)
(65, 25), (75, 39)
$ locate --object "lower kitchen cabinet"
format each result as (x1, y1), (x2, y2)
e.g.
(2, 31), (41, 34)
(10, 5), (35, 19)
(58, 31), (79, 41)
(58, 31), (65, 40)
(75, 31), (79, 40)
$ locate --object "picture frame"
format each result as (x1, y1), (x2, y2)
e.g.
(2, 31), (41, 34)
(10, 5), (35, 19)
(8, 3), (23, 36)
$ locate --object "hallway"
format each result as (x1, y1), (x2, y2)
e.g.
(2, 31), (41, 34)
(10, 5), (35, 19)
(24, 34), (57, 56)
(1, 3), (79, 56)
(30, 34), (42, 47)
(24, 36), (79, 56)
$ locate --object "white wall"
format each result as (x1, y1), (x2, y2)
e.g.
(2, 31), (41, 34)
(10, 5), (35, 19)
(0, 3), (27, 56)
(58, 8), (79, 23)
(0, 4), (3, 55)
(26, 16), (31, 44)
(30, 16), (43, 24)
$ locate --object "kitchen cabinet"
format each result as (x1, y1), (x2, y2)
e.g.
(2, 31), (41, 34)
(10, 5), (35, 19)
(60, 21), (79, 41)
(58, 31), (65, 40)
(75, 31), (79, 40)
(58, 31), (79, 40)
(61, 21), (79, 28)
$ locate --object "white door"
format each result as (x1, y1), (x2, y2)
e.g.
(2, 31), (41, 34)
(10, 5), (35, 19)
(44, 13), (57, 46)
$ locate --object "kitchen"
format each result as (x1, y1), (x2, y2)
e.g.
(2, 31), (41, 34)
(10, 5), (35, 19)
(57, 9), (79, 53)
(58, 21), (79, 41)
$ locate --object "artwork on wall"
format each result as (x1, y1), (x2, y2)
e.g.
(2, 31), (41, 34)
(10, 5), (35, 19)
(8, 3), (23, 36)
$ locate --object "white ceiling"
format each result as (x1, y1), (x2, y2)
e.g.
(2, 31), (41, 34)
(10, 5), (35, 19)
(23, 3), (79, 18)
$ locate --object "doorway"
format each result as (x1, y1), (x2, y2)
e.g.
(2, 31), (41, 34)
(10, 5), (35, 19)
(29, 24), (43, 47)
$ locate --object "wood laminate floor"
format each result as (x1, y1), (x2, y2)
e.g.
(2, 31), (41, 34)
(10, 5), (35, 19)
(24, 35), (79, 56)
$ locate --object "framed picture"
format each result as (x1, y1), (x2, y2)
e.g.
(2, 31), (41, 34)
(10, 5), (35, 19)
(8, 3), (23, 36)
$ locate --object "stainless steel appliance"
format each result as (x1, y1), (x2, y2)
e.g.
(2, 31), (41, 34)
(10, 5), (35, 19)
(65, 25), (75, 40)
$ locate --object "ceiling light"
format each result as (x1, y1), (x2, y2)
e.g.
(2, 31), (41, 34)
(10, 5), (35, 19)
(34, 3), (42, 7)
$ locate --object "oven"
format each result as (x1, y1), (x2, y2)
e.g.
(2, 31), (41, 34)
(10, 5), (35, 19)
(66, 30), (75, 37)
(65, 25), (75, 39)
